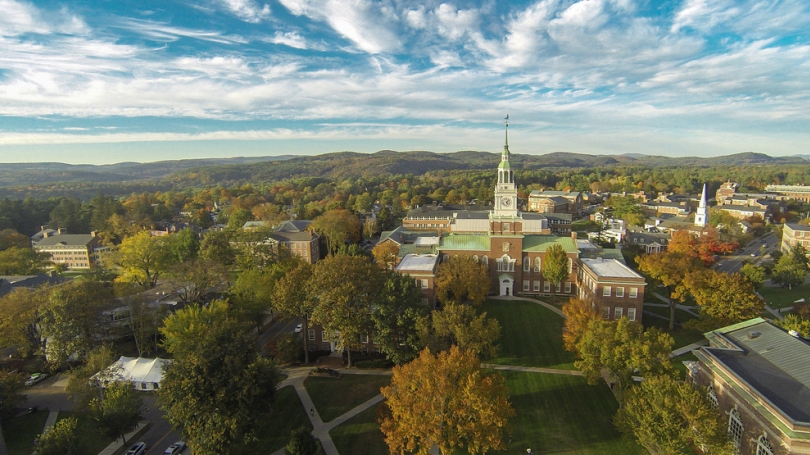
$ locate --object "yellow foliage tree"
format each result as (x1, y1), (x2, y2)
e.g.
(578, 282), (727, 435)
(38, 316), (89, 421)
(372, 241), (400, 269)
(380, 346), (514, 455)
(435, 255), (489, 305)
(561, 298), (599, 354)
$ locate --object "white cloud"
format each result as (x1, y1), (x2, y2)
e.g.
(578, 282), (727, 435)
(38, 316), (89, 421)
(433, 3), (479, 41)
(0, 0), (88, 36)
(671, 0), (739, 33)
(277, 0), (400, 54)
(214, 0), (271, 23)
(118, 19), (247, 44)
(264, 31), (309, 49)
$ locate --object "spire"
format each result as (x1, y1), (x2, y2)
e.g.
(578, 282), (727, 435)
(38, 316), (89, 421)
(695, 183), (708, 228)
(504, 114), (509, 153)
(699, 183), (707, 209)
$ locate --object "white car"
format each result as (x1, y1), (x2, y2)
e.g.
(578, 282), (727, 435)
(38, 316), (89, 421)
(294, 324), (303, 333)
(25, 373), (48, 386)
(163, 441), (186, 455)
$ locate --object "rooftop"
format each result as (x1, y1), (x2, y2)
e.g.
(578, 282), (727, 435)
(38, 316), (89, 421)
(521, 235), (579, 253)
(396, 254), (440, 272)
(580, 258), (643, 278)
(34, 234), (96, 247)
(702, 318), (810, 423)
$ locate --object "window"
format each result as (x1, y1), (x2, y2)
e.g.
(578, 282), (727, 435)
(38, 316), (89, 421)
(544, 282), (550, 292)
(534, 281), (541, 291)
(564, 282), (572, 293)
(568, 258), (573, 273)
(614, 307), (623, 320)
(627, 307), (636, 321)
(504, 223), (510, 231)
(321, 331), (328, 341)
(420, 279), (428, 289)
(523, 257), (530, 272)
(629, 287), (638, 298)
(729, 409), (743, 450)
(308, 329), (315, 341)
(603, 286), (611, 297)
(602, 306), (610, 319)
(482, 256), (488, 266)
(756, 435), (773, 455)
(421, 298), (429, 305)
(472, 255), (478, 263)
(534, 257), (541, 272)
(443, 254), (449, 262)
(360, 333), (368, 343)
(523, 280), (530, 291)
(707, 386), (718, 409)
(556, 283), (561, 292)
(616, 287), (625, 298)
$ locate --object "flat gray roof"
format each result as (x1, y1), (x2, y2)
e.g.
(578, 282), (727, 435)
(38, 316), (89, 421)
(395, 254), (439, 272)
(580, 258), (642, 279)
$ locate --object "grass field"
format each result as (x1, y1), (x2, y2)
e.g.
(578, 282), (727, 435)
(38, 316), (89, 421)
(330, 403), (389, 455)
(758, 283), (810, 309)
(642, 314), (705, 348)
(483, 299), (577, 370)
(5, 410), (49, 455)
(501, 371), (643, 455)
(239, 385), (313, 453)
(305, 374), (390, 422)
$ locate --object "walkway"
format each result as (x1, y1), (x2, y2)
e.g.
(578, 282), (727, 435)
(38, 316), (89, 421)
(669, 340), (708, 358)
(649, 292), (700, 317)
(482, 364), (583, 376)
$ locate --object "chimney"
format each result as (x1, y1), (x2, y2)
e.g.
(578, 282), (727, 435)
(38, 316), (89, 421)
(571, 232), (577, 241)
(57, 228), (64, 235)
(90, 231), (97, 237)
(43, 231), (50, 238)
(40, 225), (45, 231)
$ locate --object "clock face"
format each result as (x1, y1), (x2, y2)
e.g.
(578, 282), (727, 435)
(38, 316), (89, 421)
(501, 197), (511, 207)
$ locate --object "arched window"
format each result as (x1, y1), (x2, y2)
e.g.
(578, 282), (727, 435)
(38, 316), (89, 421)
(729, 409), (743, 450)
(707, 386), (718, 409)
(472, 255), (479, 263)
(442, 254), (449, 263)
(534, 257), (541, 272)
(568, 258), (573, 273)
(523, 257), (530, 272)
(756, 435), (773, 455)
(482, 256), (488, 266)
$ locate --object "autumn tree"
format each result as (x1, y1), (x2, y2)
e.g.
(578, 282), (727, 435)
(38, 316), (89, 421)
(109, 231), (173, 290)
(683, 270), (764, 330)
(418, 303), (501, 359)
(310, 209), (361, 255)
(89, 381), (146, 444)
(371, 270), (429, 364)
(307, 255), (379, 367)
(0, 229), (30, 251)
(0, 287), (47, 356)
(772, 245), (809, 289)
(165, 228), (200, 263)
(66, 344), (118, 410)
(199, 230), (236, 266)
(380, 346), (514, 455)
(739, 263), (766, 289)
(158, 301), (280, 455)
(561, 298), (599, 354)
(776, 314), (810, 338)
(575, 318), (674, 398)
(40, 280), (115, 365)
(0, 247), (51, 275)
(122, 296), (167, 356)
(542, 244), (570, 300)
(166, 258), (229, 305)
(372, 241), (399, 269)
(636, 252), (702, 330)
(668, 229), (738, 267)
(36, 417), (83, 455)
(272, 262), (315, 363)
(605, 195), (645, 226)
(615, 375), (734, 455)
(435, 255), (489, 305)
(0, 371), (26, 421)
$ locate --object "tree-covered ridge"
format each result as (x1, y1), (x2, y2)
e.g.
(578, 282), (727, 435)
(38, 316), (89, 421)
(2, 150), (810, 200)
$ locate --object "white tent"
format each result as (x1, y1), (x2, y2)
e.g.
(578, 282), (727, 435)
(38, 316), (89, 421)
(99, 356), (171, 391)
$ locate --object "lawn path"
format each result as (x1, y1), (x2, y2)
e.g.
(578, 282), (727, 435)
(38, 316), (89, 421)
(489, 295), (565, 317)
(482, 364), (584, 375)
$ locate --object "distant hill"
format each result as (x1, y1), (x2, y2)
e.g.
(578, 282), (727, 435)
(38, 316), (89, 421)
(0, 150), (807, 199)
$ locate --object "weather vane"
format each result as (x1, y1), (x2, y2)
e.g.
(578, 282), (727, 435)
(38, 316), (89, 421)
(504, 114), (509, 128)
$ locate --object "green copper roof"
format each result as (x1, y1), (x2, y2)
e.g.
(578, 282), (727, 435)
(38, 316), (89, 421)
(498, 160), (512, 169)
(399, 244), (439, 257)
(522, 235), (579, 253)
(439, 234), (491, 251)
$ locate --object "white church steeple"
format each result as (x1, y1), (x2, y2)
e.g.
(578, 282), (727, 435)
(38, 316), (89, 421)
(695, 183), (708, 228)
(494, 115), (518, 217)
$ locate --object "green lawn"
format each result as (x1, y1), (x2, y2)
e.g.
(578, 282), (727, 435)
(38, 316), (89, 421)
(330, 403), (389, 455)
(239, 385), (313, 453)
(758, 283), (810, 309)
(305, 374), (390, 422)
(483, 299), (577, 370)
(5, 410), (49, 455)
(55, 411), (117, 455)
(501, 371), (643, 455)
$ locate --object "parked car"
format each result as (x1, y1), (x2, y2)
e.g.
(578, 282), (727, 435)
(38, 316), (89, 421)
(25, 373), (48, 386)
(294, 323), (303, 333)
(125, 442), (146, 455)
(163, 441), (186, 455)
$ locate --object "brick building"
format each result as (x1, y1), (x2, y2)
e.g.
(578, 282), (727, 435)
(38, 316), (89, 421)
(577, 258), (645, 322)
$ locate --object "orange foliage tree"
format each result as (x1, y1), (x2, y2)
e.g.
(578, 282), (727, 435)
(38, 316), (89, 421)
(380, 346), (514, 455)
(561, 298), (599, 354)
(668, 229), (738, 267)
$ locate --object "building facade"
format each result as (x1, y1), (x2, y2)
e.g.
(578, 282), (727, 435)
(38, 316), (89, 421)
(781, 223), (810, 254)
(688, 319), (810, 455)
(577, 258), (645, 322)
(33, 232), (108, 269)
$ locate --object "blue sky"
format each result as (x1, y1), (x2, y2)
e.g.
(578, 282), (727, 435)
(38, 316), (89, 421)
(0, 0), (809, 164)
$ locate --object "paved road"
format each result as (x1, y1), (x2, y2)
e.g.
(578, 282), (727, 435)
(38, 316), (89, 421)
(714, 232), (778, 274)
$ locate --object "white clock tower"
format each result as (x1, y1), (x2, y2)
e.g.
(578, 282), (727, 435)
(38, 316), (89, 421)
(493, 116), (518, 217)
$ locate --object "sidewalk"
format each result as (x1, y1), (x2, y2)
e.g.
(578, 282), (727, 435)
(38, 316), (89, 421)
(669, 340), (708, 358)
(490, 295), (565, 318)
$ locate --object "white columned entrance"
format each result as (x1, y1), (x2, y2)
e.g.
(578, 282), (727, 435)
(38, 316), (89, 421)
(499, 275), (514, 296)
